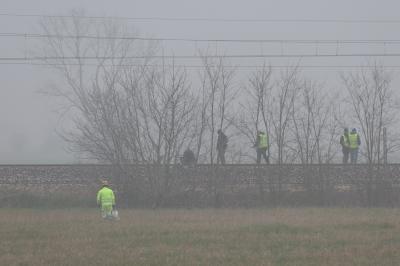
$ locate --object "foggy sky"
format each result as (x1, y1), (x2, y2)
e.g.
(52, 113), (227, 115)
(1, 0), (399, 163)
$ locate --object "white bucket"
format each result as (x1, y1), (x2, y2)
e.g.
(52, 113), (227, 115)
(111, 209), (120, 220)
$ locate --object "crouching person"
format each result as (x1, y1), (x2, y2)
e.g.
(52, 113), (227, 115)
(97, 180), (116, 220)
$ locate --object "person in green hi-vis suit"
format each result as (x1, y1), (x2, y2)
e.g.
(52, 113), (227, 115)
(96, 180), (116, 219)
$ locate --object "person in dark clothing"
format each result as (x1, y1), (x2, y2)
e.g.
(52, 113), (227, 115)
(216, 129), (228, 164)
(181, 148), (196, 166)
(255, 131), (269, 164)
(340, 128), (350, 164)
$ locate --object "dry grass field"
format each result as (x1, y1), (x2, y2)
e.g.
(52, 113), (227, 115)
(1, 208), (400, 265)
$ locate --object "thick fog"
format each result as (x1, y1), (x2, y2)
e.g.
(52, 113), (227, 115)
(1, 0), (400, 163)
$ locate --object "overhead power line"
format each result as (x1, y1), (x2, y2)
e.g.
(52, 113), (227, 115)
(2, 32), (400, 44)
(1, 53), (400, 61)
(1, 13), (400, 24)
(1, 61), (399, 70)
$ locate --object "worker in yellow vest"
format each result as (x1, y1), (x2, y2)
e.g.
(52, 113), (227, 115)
(97, 180), (116, 219)
(255, 131), (269, 164)
(348, 128), (361, 163)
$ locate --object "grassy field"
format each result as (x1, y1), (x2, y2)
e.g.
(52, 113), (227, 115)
(1, 208), (400, 265)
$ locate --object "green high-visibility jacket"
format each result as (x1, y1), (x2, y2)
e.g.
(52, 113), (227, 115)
(97, 186), (115, 206)
(258, 133), (268, 149)
(348, 133), (359, 149)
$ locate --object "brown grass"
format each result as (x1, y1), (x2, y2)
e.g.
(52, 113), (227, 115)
(0, 208), (400, 265)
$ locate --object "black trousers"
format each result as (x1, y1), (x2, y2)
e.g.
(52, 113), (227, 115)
(257, 148), (269, 164)
(342, 148), (349, 164)
(217, 149), (226, 164)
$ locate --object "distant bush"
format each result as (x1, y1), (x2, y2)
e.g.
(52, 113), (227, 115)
(0, 189), (95, 209)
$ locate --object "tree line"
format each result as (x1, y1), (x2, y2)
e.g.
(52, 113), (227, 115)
(38, 11), (400, 166)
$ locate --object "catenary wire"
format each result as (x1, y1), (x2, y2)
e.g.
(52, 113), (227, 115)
(1, 32), (400, 44)
(1, 13), (400, 24)
(1, 53), (400, 60)
(0, 61), (399, 70)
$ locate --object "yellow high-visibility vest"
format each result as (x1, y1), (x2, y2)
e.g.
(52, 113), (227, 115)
(258, 133), (268, 149)
(348, 133), (359, 149)
(97, 186), (115, 206)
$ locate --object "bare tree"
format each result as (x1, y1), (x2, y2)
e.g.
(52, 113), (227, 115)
(341, 64), (399, 164)
(138, 63), (196, 164)
(267, 67), (300, 164)
(199, 53), (237, 164)
(236, 64), (273, 162)
(291, 79), (338, 164)
(38, 10), (157, 163)
(192, 74), (211, 163)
